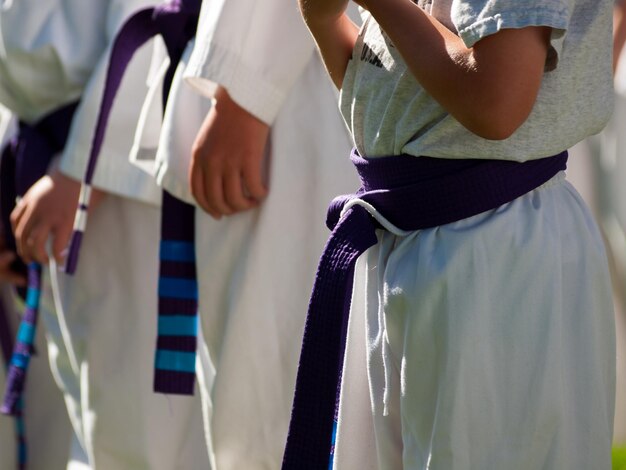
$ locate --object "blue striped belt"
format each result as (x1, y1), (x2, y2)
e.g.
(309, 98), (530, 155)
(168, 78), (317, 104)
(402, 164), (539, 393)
(0, 102), (78, 470)
(63, 0), (201, 395)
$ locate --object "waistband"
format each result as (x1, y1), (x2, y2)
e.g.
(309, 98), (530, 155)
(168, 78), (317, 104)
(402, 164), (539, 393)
(327, 149), (568, 232)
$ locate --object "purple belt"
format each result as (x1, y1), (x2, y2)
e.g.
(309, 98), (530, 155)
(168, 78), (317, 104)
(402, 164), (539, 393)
(64, 0), (201, 274)
(282, 148), (568, 469)
(63, 0), (201, 396)
(0, 102), (78, 470)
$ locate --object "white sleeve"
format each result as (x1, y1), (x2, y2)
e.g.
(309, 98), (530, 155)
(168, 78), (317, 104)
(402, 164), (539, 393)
(58, 0), (162, 205)
(0, 0), (109, 123)
(0, 104), (16, 148)
(183, 0), (316, 125)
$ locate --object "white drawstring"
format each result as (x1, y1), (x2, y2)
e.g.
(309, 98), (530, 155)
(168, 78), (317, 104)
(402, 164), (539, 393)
(340, 198), (413, 237)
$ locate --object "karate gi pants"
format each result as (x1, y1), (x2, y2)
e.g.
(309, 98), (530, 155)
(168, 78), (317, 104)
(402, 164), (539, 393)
(193, 56), (357, 469)
(0, 289), (75, 470)
(40, 194), (208, 470)
(334, 173), (616, 470)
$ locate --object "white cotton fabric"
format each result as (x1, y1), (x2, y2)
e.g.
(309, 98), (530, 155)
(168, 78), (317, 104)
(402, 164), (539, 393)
(605, 45), (626, 234)
(0, 84), (74, 470)
(0, 0), (107, 124)
(40, 195), (209, 470)
(193, 56), (357, 469)
(0, 0), (160, 203)
(333, 1), (616, 467)
(0, 107), (76, 470)
(0, 286), (76, 470)
(131, 0), (360, 466)
(57, 0), (162, 205)
(0, 2), (208, 468)
(334, 174), (615, 469)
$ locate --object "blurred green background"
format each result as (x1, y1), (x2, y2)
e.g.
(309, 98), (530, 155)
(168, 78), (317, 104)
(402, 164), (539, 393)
(615, 447), (626, 470)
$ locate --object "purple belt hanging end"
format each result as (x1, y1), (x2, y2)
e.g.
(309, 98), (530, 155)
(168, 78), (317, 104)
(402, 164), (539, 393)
(2, 263), (42, 415)
(154, 192), (198, 395)
(63, 7), (160, 275)
(63, 1), (201, 275)
(60, 0), (202, 396)
(0, 277), (27, 470)
(64, 184), (91, 274)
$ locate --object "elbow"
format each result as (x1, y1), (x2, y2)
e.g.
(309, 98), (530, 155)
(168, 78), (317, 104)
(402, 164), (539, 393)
(462, 101), (533, 141)
(469, 120), (521, 141)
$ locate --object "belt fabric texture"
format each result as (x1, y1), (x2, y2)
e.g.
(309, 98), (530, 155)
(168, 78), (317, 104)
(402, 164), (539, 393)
(0, 102), (79, 470)
(63, 0), (201, 395)
(282, 149), (568, 469)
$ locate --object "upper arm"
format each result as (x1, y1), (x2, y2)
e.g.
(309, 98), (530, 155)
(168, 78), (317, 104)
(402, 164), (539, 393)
(614, 1), (626, 72)
(466, 26), (552, 139)
(449, 0), (569, 138)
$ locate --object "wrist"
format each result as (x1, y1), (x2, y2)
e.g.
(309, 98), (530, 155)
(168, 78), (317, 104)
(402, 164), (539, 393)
(214, 86), (270, 132)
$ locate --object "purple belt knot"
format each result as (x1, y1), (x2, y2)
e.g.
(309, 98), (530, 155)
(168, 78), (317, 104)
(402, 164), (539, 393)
(282, 148), (568, 469)
(153, 0), (201, 62)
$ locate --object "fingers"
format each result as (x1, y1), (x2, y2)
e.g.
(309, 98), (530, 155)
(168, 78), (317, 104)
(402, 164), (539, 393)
(190, 157), (219, 219)
(14, 210), (50, 264)
(194, 162), (267, 218)
(13, 202), (34, 262)
(195, 160), (263, 218)
(26, 223), (50, 264)
(203, 164), (231, 217)
(224, 171), (257, 213)
(242, 157), (268, 201)
(10, 199), (27, 234)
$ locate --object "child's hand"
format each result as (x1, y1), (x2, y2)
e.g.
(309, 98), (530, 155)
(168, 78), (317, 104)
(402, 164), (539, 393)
(189, 86), (269, 219)
(10, 170), (104, 264)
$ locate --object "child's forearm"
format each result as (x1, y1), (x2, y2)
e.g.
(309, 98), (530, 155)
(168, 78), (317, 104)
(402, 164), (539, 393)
(300, 1), (359, 89)
(363, 0), (550, 140)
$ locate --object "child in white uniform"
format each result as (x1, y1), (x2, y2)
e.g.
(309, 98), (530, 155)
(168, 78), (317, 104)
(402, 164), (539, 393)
(131, 0), (359, 467)
(294, 0), (616, 468)
(0, 106), (75, 470)
(2, 1), (209, 468)
(0, 4), (105, 467)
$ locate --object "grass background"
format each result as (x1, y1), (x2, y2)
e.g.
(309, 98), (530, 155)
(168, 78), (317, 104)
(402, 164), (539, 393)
(615, 448), (626, 470)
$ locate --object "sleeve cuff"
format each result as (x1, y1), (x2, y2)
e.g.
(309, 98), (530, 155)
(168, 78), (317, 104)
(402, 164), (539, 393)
(457, 8), (568, 71)
(183, 41), (287, 125)
(59, 145), (162, 206)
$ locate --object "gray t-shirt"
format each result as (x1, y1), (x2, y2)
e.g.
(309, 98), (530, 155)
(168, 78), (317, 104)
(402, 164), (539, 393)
(339, 0), (613, 161)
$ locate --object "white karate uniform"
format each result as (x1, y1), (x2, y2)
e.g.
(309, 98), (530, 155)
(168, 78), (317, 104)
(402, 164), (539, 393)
(331, 1), (616, 468)
(334, 175), (615, 469)
(0, 1), (209, 468)
(0, 106), (76, 470)
(131, 0), (359, 467)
